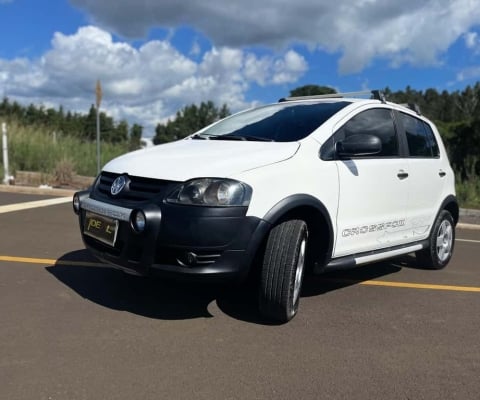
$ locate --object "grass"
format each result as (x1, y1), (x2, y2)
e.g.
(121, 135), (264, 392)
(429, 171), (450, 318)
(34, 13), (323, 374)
(0, 121), (129, 178)
(456, 177), (480, 209)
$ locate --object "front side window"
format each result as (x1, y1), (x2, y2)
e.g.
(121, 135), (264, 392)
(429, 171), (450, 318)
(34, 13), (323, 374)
(321, 108), (398, 159)
(400, 112), (439, 158)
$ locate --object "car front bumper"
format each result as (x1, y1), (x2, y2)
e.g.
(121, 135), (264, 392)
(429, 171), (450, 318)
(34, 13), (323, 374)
(75, 192), (269, 281)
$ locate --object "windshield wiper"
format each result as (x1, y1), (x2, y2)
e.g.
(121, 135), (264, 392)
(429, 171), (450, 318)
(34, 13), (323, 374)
(190, 133), (210, 140)
(208, 134), (274, 142)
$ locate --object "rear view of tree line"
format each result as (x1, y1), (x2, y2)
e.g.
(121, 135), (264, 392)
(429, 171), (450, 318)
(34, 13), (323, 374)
(0, 100), (143, 149)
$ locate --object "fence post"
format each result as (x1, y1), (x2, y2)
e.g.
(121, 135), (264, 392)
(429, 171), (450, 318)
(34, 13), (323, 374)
(2, 122), (9, 185)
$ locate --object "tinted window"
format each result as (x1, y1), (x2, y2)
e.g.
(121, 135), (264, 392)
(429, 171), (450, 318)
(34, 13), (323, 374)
(322, 108), (398, 159)
(423, 122), (440, 157)
(400, 113), (439, 158)
(199, 102), (350, 142)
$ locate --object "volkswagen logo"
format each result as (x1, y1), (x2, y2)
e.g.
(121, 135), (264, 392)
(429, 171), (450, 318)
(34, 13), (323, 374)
(111, 175), (127, 196)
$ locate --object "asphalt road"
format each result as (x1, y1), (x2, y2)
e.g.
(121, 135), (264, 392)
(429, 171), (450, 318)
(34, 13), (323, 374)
(0, 190), (479, 400)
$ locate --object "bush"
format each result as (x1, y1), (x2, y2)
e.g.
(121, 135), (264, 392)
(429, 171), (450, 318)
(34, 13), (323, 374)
(456, 177), (480, 209)
(0, 121), (130, 179)
(53, 158), (75, 185)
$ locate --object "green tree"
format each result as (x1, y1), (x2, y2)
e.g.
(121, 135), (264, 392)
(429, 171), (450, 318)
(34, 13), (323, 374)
(289, 85), (336, 97)
(129, 123), (143, 150)
(153, 101), (230, 144)
(110, 120), (129, 143)
(83, 105), (97, 141)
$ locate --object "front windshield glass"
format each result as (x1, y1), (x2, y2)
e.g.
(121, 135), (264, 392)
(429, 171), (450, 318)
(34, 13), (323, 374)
(198, 101), (350, 142)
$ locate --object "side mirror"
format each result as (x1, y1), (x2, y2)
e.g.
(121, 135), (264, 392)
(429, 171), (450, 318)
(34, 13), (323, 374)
(336, 134), (382, 157)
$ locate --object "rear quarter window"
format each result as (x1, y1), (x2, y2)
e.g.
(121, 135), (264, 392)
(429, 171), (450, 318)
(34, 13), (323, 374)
(400, 112), (440, 158)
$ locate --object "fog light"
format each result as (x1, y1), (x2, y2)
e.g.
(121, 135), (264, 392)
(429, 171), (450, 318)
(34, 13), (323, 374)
(176, 252), (198, 267)
(73, 193), (80, 214)
(186, 252), (197, 265)
(131, 210), (146, 233)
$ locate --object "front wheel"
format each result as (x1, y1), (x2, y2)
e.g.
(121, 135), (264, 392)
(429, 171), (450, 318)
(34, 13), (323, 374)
(416, 210), (455, 269)
(259, 220), (308, 323)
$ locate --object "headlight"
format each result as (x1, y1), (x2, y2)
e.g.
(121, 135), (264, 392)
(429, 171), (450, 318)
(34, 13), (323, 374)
(167, 178), (252, 206)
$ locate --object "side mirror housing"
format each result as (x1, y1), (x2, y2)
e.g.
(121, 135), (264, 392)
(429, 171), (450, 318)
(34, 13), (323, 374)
(336, 134), (382, 158)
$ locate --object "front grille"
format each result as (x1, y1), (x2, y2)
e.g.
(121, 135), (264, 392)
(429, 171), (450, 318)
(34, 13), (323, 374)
(94, 171), (174, 203)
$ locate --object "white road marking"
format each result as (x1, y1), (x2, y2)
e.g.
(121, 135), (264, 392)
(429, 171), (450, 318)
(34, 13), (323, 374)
(456, 238), (480, 244)
(0, 197), (72, 214)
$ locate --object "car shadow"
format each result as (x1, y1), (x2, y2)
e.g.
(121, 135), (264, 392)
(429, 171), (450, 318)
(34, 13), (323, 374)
(46, 250), (225, 320)
(301, 263), (402, 297)
(47, 249), (408, 325)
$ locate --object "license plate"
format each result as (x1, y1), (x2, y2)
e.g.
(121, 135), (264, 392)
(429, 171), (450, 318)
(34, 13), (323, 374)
(84, 211), (119, 247)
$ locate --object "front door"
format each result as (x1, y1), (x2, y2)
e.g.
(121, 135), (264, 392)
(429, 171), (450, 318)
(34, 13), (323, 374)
(330, 108), (410, 257)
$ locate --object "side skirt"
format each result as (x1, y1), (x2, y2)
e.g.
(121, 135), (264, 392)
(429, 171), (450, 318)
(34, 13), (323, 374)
(314, 239), (429, 273)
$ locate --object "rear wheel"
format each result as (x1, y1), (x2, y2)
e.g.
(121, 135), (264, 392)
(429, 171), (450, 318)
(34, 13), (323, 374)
(416, 210), (455, 269)
(259, 220), (308, 323)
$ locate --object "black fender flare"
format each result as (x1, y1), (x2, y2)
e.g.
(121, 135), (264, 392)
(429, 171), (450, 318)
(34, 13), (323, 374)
(437, 194), (459, 225)
(262, 194), (335, 263)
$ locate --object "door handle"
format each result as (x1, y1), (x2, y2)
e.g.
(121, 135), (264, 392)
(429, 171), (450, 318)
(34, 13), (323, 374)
(397, 170), (409, 179)
(439, 170), (446, 177)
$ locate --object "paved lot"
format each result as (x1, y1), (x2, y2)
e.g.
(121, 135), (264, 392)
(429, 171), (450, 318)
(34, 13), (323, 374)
(0, 190), (479, 400)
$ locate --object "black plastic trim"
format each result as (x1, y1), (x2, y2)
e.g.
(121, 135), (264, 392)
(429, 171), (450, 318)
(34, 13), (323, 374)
(75, 192), (269, 282)
(437, 195), (459, 225)
(263, 194), (335, 264)
(320, 239), (430, 273)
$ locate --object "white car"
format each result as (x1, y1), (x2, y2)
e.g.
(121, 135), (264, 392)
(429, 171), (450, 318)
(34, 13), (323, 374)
(73, 90), (458, 322)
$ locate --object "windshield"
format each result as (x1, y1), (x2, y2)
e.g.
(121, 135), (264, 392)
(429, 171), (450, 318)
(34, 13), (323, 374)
(196, 101), (350, 142)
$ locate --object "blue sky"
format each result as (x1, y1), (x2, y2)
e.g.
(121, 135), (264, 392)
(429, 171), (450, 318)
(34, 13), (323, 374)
(0, 0), (479, 134)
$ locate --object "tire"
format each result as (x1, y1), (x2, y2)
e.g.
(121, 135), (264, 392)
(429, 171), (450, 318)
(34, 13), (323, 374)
(416, 210), (455, 269)
(259, 220), (308, 323)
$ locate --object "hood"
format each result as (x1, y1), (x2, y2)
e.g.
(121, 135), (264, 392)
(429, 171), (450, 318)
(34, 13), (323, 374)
(103, 139), (300, 181)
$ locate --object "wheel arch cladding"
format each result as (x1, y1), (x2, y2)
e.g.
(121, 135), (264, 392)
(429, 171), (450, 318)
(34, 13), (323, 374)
(440, 195), (459, 225)
(262, 194), (334, 268)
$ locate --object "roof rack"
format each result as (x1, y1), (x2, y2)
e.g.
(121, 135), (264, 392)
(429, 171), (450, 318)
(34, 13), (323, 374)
(400, 103), (422, 116)
(279, 90), (387, 103)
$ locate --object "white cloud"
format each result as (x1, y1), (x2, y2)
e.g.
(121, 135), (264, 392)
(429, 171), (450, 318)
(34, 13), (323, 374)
(0, 0), (13, 4)
(463, 31), (480, 54)
(70, 0), (480, 74)
(464, 32), (478, 49)
(455, 66), (480, 83)
(190, 38), (201, 57)
(272, 50), (308, 84)
(0, 26), (308, 131)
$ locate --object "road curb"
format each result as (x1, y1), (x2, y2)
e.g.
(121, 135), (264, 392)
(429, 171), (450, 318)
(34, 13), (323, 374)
(0, 184), (75, 197)
(457, 223), (480, 230)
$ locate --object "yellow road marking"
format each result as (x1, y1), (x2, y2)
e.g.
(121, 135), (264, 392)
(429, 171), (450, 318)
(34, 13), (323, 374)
(0, 255), (105, 268)
(0, 197), (72, 214)
(322, 278), (480, 292)
(1, 255), (479, 293)
(358, 280), (480, 292)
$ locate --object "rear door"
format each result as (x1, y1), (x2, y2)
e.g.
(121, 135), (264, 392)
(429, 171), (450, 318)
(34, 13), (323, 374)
(396, 111), (450, 241)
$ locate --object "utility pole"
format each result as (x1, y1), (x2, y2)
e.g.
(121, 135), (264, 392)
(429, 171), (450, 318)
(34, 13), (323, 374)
(2, 122), (9, 185)
(95, 80), (102, 175)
